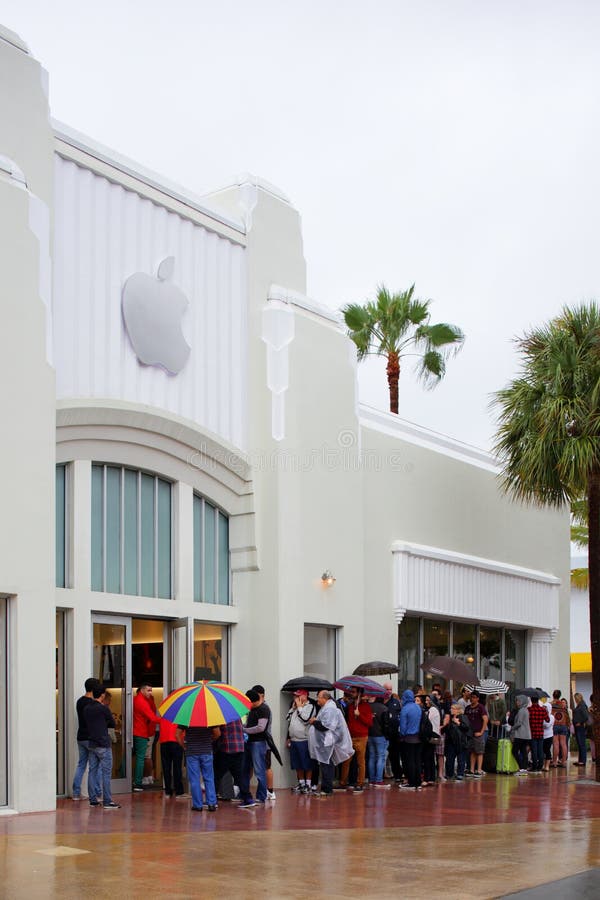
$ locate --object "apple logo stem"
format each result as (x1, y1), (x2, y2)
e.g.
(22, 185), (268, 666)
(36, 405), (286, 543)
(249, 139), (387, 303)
(122, 256), (191, 375)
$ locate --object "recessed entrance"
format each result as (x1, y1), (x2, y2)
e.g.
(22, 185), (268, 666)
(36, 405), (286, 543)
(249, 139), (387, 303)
(91, 615), (189, 794)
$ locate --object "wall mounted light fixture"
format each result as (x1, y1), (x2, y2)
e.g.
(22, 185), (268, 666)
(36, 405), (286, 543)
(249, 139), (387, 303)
(321, 570), (336, 586)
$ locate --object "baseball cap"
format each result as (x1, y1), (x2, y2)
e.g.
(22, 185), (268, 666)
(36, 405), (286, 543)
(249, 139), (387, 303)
(293, 689), (308, 696)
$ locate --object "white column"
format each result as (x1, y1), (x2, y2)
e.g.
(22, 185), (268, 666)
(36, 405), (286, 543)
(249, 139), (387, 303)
(70, 459), (91, 592)
(528, 628), (557, 692)
(174, 481), (193, 603)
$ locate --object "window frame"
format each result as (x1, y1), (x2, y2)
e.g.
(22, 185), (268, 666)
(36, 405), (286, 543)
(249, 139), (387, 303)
(91, 464), (173, 599)
(192, 494), (231, 606)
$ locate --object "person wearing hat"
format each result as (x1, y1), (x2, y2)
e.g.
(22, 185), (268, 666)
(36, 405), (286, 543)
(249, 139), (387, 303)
(286, 689), (317, 793)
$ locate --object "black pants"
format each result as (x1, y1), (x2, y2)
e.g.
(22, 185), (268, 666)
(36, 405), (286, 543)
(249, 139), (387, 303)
(422, 742), (436, 783)
(387, 735), (403, 780)
(320, 761), (335, 794)
(160, 741), (184, 795)
(213, 750), (251, 801)
(403, 741), (422, 787)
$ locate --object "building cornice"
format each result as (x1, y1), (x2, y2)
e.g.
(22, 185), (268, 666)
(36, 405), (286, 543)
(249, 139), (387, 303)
(52, 120), (246, 244)
(360, 404), (498, 473)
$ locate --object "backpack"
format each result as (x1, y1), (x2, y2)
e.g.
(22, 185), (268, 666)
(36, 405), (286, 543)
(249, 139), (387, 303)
(385, 697), (401, 737)
(419, 709), (434, 743)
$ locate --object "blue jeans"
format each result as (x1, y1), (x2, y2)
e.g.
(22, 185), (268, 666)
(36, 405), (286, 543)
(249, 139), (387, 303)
(530, 737), (544, 771)
(72, 740), (90, 797)
(186, 753), (217, 808)
(575, 725), (587, 764)
(244, 741), (267, 801)
(88, 745), (113, 804)
(367, 736), (389, 783)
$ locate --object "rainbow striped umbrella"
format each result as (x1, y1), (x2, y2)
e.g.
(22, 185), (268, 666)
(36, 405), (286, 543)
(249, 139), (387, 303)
(158, 681), (252, 727)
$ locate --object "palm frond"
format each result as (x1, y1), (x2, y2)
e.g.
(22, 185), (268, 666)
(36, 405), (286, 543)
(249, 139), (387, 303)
(571, 567), (589, 591)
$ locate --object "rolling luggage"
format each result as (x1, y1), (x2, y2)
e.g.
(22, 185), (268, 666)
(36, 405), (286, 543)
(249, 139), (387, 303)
(497, 737), (518, 774)
(483, 736), (498, 773)
(483, 723), (502, 773)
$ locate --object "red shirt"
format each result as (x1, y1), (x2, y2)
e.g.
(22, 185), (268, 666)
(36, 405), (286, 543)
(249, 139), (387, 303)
(528, 703), (550, 739)
(133, 692), (160, 738)
(159, 718), (178, 743)
(346, 700), (373, 738)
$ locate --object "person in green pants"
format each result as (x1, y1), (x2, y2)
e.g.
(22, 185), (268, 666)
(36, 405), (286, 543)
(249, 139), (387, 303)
(133, 683), (160, 791)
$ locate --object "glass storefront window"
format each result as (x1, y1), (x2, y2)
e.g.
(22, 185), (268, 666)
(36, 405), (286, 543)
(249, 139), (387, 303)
(91, 465), (172, 598)
(398, 615), (420, 693)
(194, 623), (227, 681)
(397, 618), (528, 700)
(304, 625), (337, 683)
(193, 495), (230, 605)
(504, 629), (526, 702)
(480, 627), (502, 680)
(452, 622), (476, 669)
(423, 620), (449, 692)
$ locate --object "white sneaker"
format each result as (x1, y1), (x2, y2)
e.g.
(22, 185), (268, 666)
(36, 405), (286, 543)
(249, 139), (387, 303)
(266, 790), (276, 800)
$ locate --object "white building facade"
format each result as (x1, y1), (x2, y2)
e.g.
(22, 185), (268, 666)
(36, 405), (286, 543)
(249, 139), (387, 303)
(0, 27), (570, 813)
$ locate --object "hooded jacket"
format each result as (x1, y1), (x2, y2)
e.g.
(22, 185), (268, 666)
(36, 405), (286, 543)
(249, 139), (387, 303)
(399, 690), (422, 738)
(511, 695), (531, 741)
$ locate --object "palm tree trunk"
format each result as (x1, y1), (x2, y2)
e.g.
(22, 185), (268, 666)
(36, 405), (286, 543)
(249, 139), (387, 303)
(386, 351), (400, 414)
(587, 471), (600, 782)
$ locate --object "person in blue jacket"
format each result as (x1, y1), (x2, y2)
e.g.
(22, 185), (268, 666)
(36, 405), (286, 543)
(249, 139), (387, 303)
(399, 690), (422, 790)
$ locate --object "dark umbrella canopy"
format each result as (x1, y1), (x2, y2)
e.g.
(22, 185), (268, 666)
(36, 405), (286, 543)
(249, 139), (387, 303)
(515, 687), (551, 699)
(281, 675), (334, 693)
(334, 675), (386, 696)
(420, 656), (479, 685)
(353, 661), (400, 676)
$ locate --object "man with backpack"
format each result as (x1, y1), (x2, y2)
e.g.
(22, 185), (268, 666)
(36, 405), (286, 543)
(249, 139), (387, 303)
(366, 695), (390, 787)
(383, 682), (403, 782)
(399, 689), (422, 790)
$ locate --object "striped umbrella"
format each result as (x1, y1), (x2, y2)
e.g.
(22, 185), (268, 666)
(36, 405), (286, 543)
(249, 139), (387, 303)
(158, 681), (252, 727)
(464, 678), (509, 695)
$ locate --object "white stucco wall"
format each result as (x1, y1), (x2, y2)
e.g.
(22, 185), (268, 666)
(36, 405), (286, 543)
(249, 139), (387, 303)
(0, 29), (56, 812)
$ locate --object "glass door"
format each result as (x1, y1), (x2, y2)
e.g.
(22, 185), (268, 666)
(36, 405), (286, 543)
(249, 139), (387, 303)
(92, 615), (131, 794)
(0, 598), (7, 807)
(56, 611), (66, 796)
(170, 617), (191, 688)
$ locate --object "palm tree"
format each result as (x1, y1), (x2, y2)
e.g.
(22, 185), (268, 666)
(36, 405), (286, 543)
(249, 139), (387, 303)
(342, 284), (464, 414)
(571, 498), (589, 591)
(492, 302), (600, 781)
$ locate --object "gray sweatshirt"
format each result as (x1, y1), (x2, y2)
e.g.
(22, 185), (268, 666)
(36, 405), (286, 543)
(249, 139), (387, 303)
(511, 695), (531, 741)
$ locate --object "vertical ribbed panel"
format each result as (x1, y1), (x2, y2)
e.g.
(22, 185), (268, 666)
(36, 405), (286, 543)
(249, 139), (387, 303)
(53, 156), (247, 450)
(393, 546), (559, 630)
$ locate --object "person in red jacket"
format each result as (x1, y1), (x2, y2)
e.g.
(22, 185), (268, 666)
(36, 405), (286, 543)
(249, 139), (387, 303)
(133, 683), (161, 792)
(338, 687), (373, 792)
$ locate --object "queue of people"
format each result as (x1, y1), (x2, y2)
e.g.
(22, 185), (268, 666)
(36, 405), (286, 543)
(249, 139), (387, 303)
(71, 677), (597, 809)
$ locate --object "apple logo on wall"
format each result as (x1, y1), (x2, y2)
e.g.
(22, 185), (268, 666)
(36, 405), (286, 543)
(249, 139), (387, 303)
(122, 256), (191, 374)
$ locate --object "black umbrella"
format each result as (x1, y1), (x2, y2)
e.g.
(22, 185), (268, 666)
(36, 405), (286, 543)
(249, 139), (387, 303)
(281, 675), (334, 693)
(420, 656), (479, 685)
(334, 675), (387, 696)
(353, 660), (400, 676)
(515, 687), (551, 699)
(265, 732), (283, 766)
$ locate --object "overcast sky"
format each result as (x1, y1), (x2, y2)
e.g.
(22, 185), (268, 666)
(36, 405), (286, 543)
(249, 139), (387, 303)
(4, 1), (600, 449)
